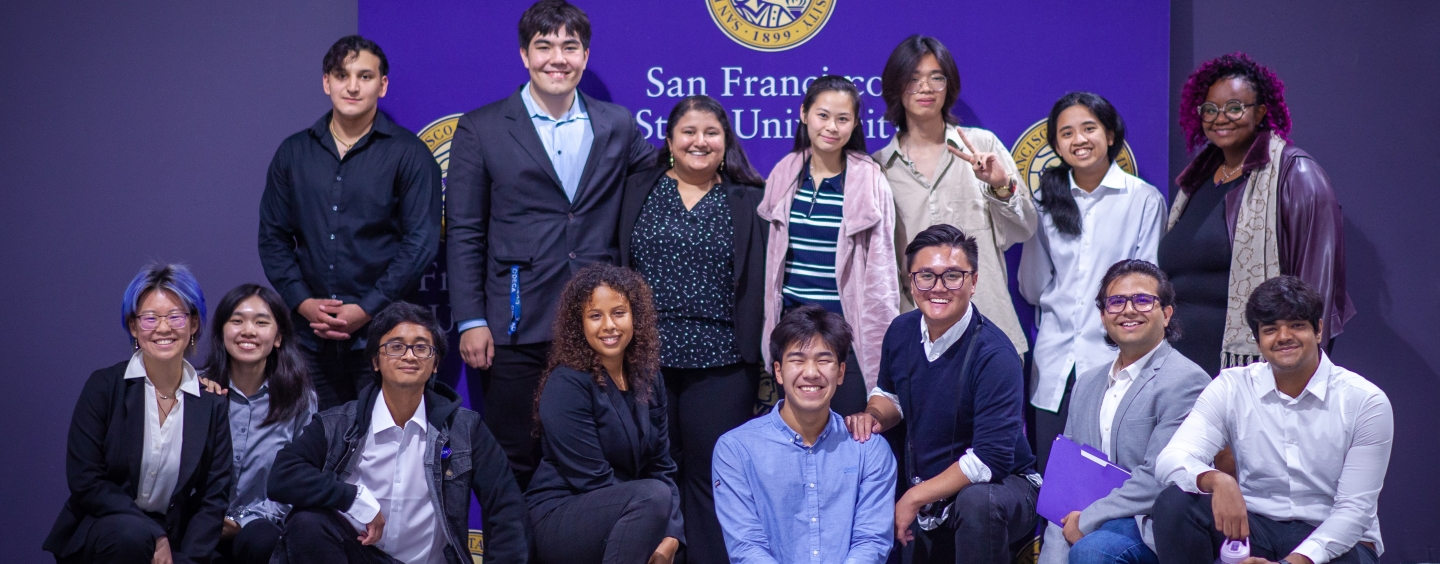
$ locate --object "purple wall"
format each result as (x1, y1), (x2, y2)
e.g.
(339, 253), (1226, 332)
(1170, 2), (1440, 561)
(0, 2), (356, 562)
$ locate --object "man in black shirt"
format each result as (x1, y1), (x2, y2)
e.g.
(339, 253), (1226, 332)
(446, 0), (654, 489)
(259, 35), (442, 410)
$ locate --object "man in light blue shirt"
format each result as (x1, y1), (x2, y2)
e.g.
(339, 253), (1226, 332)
(714, 305), (896, 563)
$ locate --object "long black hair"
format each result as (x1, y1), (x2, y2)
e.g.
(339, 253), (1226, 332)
(791, 75), (870, 189)
(656, 95), (765, 187)
(1037, 91), (1127, 237)
(202, 284), (313, 427)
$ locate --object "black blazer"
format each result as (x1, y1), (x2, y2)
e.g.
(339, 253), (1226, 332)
(446, 88), (656, 345)
(44, 361), (232, 563)
(618, 165), (769, 365)
(525, 366), (684, 542)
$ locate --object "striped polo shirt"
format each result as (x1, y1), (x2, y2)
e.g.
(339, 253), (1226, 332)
(782, 167), (846, 316)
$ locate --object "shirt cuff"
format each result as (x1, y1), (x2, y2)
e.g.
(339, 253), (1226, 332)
(1292, 538), (1331, 564)
(1177, 460), (1217, 494)
(867, 387), (902, 419)
(346, 484), (380, 528)
(958, 448), (993, 483)
(458, 318), (489, 332)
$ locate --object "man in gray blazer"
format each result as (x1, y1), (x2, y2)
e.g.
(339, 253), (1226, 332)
(1039, 259), (1210, 564)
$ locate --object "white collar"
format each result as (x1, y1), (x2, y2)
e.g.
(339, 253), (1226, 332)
(1067, 160), (1129, 195)
(1110, 341), (1163, 384)
(1256, 352), (1334, 403)
(124, 351), (201, 397)
(920, 303), (974, 353)
(370, 389), (428, 436)
(521, 82), (588, 122)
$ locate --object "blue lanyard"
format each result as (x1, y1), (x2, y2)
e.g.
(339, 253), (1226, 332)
(508, 265), (521, 336)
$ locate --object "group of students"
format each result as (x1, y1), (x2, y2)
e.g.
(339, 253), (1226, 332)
(43, 0), (1384, 563)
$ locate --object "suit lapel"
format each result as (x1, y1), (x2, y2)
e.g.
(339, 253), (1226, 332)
(175, 393), (209, 499)
(1111, 344), (1168, 450)
(124, 378), (146, 491)
(601, 380), (642, 475)
(505, 91), (565, 193)
(575, 94), (612, 203)
(728, 183), (752, 287)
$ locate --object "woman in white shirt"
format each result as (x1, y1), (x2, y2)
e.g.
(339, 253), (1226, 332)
(1018, 92), (1167, 470)
(43, 263), (233, 564)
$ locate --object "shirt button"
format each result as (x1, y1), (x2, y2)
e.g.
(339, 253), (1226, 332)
(809, 483), (815, 488)
(813, 550), (819, 555)
(332, 205), (338, 211)
(811, 517), (817, 522)
(330, 234), (335, 240)
(335, 175), (342, 181)
(568, 213), (575, 221)
(569, 252), (577, 259)
(329, 264), (335, 270)
(330, 294), (337, 299)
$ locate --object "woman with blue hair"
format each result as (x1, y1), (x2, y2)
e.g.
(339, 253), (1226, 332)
(43, 263), (233, 564)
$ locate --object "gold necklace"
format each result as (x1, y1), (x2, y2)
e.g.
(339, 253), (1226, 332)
(329, 120), (368, 150)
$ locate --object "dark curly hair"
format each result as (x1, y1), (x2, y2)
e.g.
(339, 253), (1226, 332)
(1179, 52), (1291, 152)
(534, 264), (661, 432)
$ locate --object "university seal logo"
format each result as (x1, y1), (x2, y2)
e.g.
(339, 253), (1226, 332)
(708, 0), (836, 52)
(1010, 118), (1137, 194)
(418, 113), (463, 240)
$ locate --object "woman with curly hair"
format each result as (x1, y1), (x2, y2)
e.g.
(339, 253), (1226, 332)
(1158, 52), (1352, 376)
(526, 263), (684, 564)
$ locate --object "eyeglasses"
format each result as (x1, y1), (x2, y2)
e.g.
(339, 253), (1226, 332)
(910, 269), (972, 291)
(1102, 293), (1161, 314)
(136, 312), (189, 331)
(905, 74), (948, 94)
(380, 342), (437, 359)
(1197, 101), (1257, 123)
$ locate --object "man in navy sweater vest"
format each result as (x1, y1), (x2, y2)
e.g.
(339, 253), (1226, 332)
(846, 224), (1040, 564)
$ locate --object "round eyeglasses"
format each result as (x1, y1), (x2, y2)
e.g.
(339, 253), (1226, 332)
(136, 312), (189, 331)
(905, 74), (948, 94)
(380, 342), (437, 359)
(1197, 101), (1257, 123)
(1101, 293), (1160, 314)
(910, 269), (972, 291)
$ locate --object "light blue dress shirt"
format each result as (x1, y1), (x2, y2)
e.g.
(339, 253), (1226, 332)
(713, 402), (896, 564)
(227, 384), (317, 526)
(457, 82), (595, 333)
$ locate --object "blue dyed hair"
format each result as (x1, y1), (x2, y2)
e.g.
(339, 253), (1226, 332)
(121, 263), (207, 340)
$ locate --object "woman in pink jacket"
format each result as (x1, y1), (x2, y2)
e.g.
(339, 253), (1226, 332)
(758, 75), (900, 416)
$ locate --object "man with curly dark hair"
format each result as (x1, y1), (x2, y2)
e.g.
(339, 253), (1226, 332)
(525, 264), (684, 564)
(1158, 53), (1352, 377)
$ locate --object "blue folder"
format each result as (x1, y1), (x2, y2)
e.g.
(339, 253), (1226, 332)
(1036, 435), (1132, 526)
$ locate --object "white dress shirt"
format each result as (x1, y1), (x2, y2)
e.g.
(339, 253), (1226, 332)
(1098, 343), (1160, 459)
(1156, 353), (1392, 564)
(344, 394), (445, 564)
(868, 304), (992, 482)
(1019, 162), (1166, 412)
(125, 351), (201, 514)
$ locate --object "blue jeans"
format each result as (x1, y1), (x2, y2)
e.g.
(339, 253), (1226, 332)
(1068, 518), (1158, 564)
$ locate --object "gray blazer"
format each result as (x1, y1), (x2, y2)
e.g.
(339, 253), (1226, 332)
(1039, 341), (1209, 564)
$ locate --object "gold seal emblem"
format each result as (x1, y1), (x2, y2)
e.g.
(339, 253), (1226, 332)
(708, 0), (836, 52)
(1010, 118), (1137, 194)
(418, 113), (463, 240)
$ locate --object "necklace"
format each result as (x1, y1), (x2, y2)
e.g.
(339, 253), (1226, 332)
(1217, 162), (1243, 183)
(329, 119), (368, 151)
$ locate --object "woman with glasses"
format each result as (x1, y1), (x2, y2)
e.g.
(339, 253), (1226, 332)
(1017, 92), (1166, 470)
(873, 35), (1037, 360)
(199, 284), (316, 564)
(618, 95), (766, 564)
(1158, 52), (1351, 376)
(757, 75), (899, 417)
(44, 263), (233, 564)
(526, 264), (683, 564)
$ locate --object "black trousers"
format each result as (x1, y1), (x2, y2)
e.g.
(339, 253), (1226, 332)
(664, 362), (759, 564)
(218, 519), (282, 564)
(531, 479), (673, 564)
(910, 474), (1039, 564)
(1153, 486), (1379, 564)
(1032, 368), (1076, 475)
(60, 513), (164, 564)
(465, 341), (550, 491)
(303, 339), (375, 411)
(279, 508), (402, 564)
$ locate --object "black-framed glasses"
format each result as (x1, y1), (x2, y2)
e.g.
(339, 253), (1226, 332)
(1102, 293), (1160, 314)
(905, 74), (948, 94)
(380, 342), (436, 359)
(1197, 101), (1257, 123)
(136, 312), (189, 331)
(910, 269), (972, 291)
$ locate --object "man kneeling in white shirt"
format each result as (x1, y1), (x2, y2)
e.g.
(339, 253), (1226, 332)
(1154, 276), (1392, 564)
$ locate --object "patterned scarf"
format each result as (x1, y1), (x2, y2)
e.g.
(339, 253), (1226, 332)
(1167, 135), (1285, 369)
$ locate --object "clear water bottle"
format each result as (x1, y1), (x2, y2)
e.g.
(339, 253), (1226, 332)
(1218, 538), (1250, 564)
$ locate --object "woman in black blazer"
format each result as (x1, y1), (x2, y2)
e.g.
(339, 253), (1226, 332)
(44, 263), (232, 564)
(527, 264), (683, 564)
(617, 95), (766, 564)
